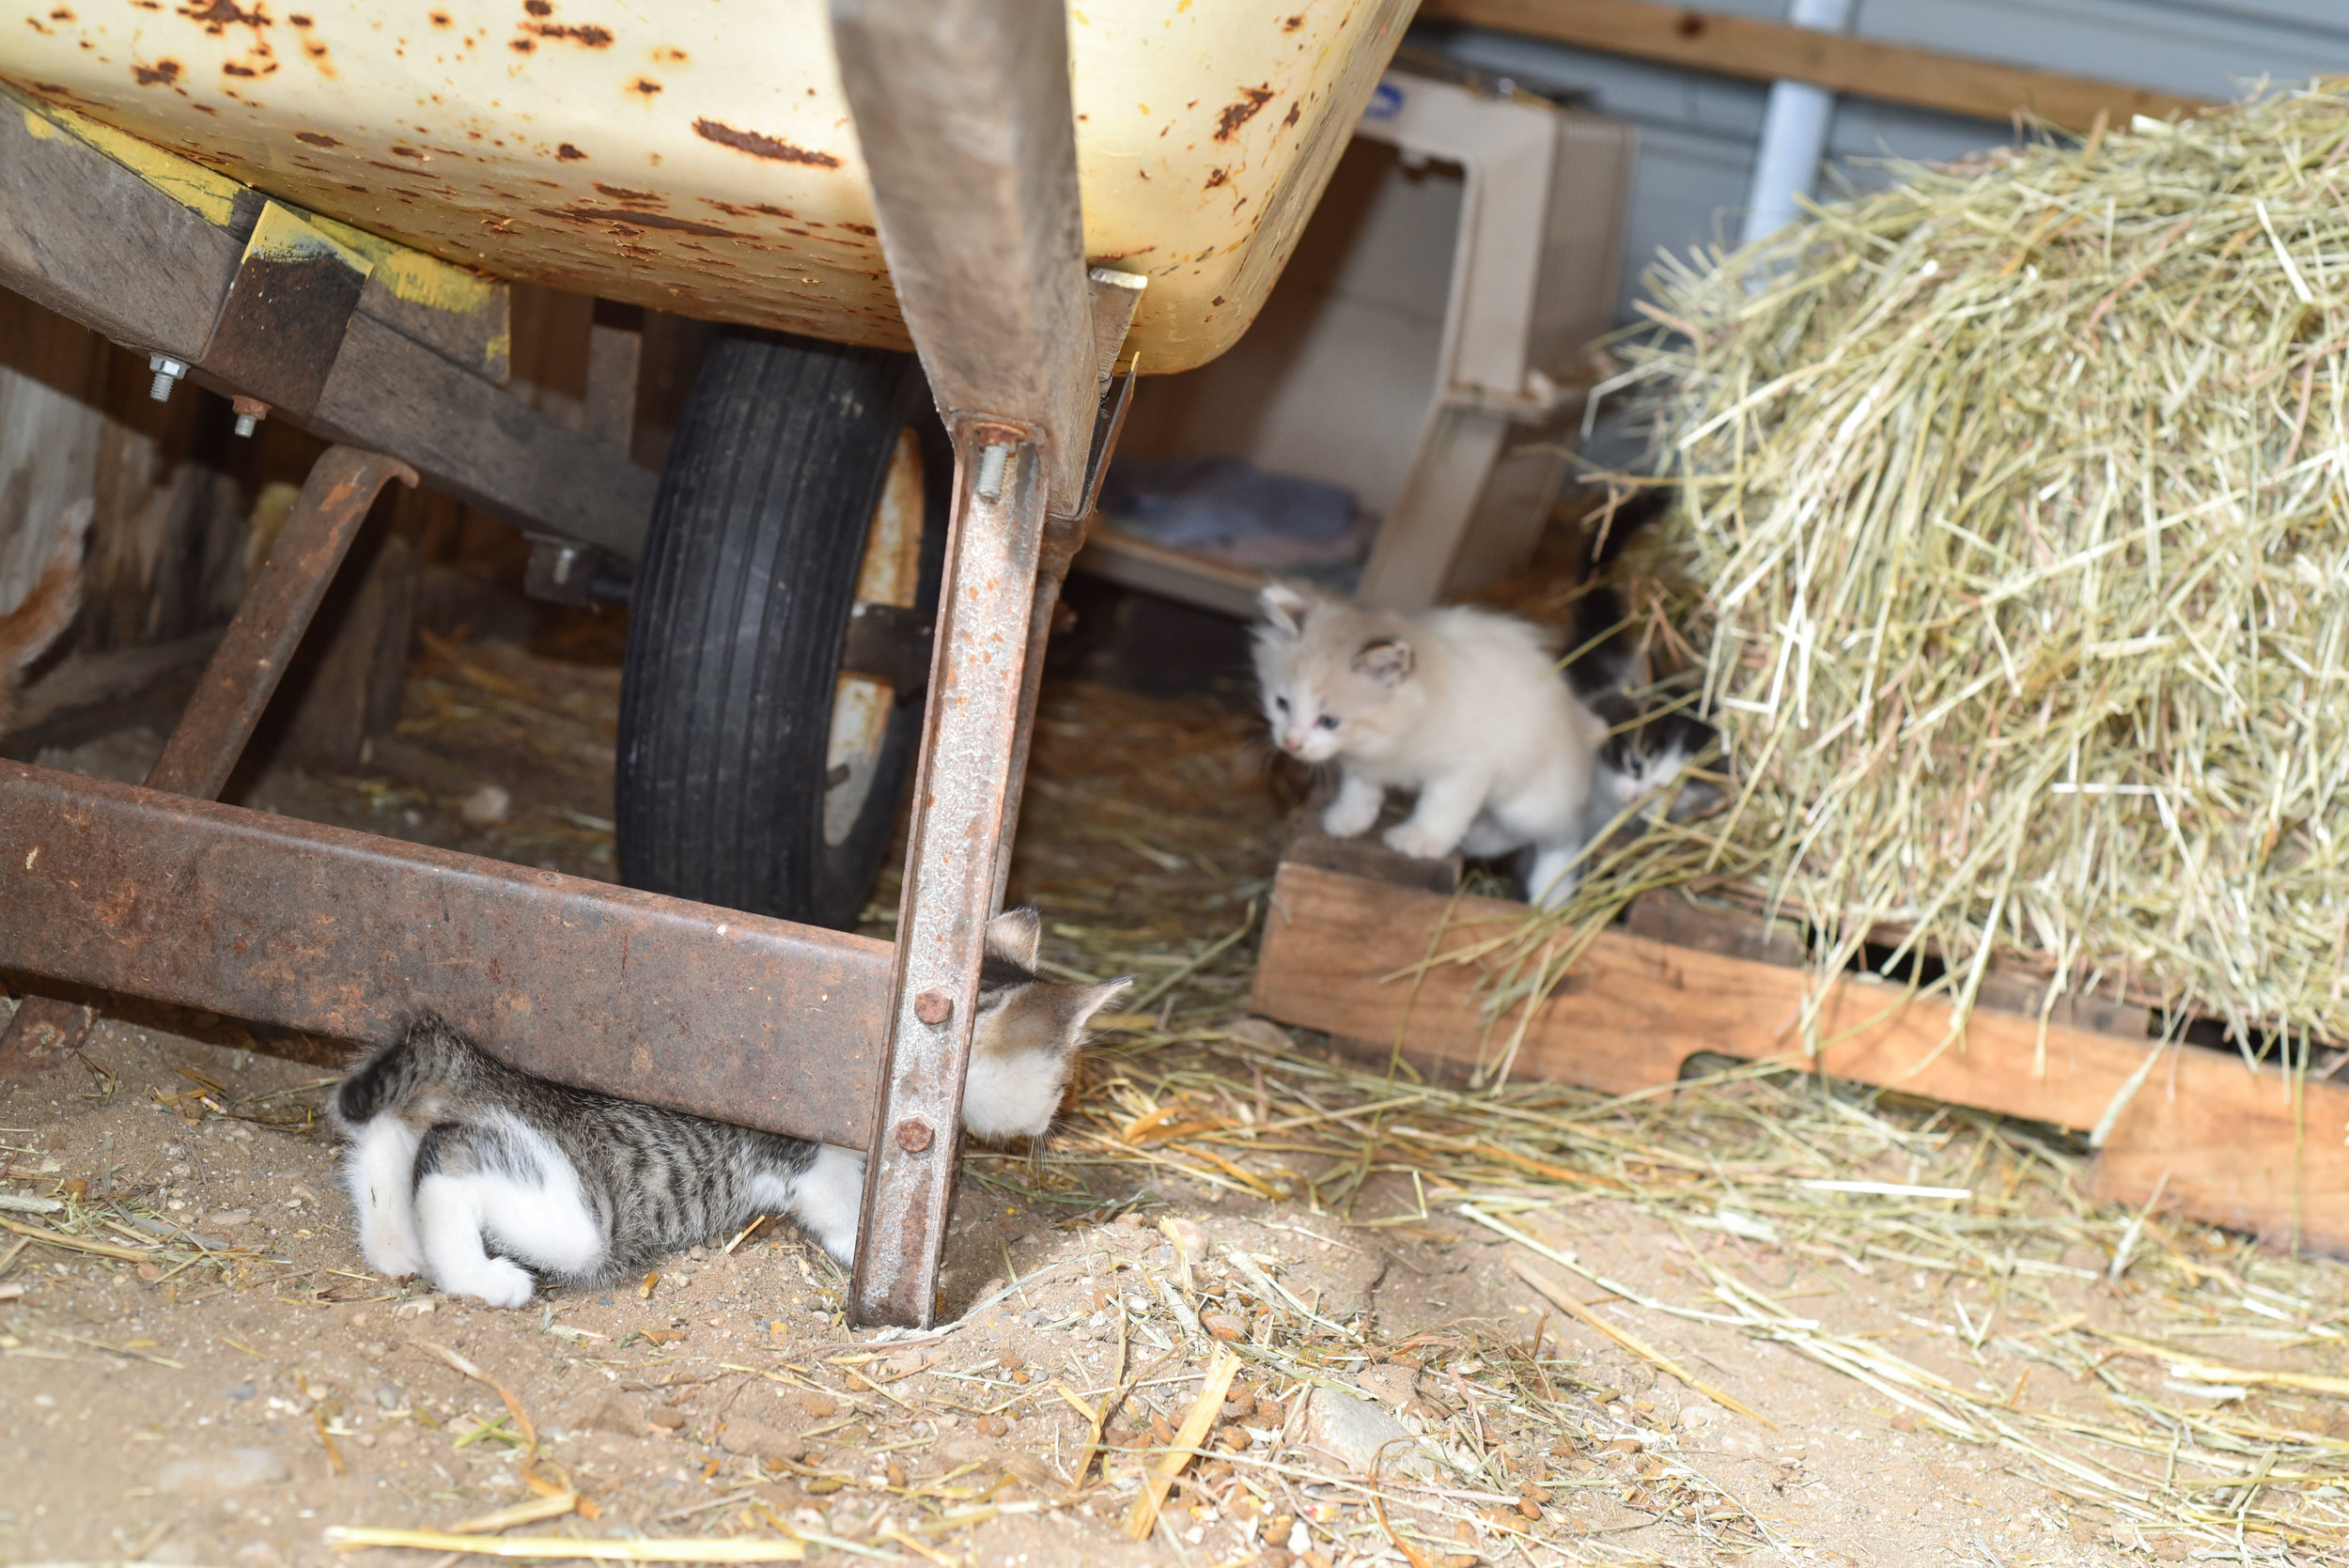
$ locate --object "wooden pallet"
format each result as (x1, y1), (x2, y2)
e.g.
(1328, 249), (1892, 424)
(1250, 835), (2349, 1252)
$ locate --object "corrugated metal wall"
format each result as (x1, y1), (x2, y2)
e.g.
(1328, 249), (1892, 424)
(1420, 0), (2349, 322)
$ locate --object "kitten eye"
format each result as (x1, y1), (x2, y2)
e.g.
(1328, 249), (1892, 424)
(1315, 714), (1339, 731)
(1626, 755), (1646, 780)
(1273, 695), (1290, 712)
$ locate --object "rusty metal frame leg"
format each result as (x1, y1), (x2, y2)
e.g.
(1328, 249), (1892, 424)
(148, 447), (419, 797)
(0, 445), (413, 1076)
(988, 514), (1081, 913)
(829, 0), (1152, 1324)
(988, 342), (1138, 909)
(0, 764), (893, 1141)
(848, 422), (1050, 1327)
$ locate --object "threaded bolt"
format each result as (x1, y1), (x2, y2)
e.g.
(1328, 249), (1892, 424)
(147, 355), (187, 402)
(972, 442), (1011, 502)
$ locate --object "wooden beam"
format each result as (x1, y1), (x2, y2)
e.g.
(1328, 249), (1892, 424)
(1251, 860), (2349, 1251)
(0, 87), (238, 359)
(1417, 0), (2212, 136)
(0, 91), (656, 559)
(584, 301), (646, 458)
(308, 314), (656, 563)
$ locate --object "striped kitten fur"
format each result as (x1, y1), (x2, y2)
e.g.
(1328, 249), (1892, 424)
(331, 908), (1127, 1308)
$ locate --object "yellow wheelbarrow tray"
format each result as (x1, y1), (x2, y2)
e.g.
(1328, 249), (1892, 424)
(6, 0), (1409, 376)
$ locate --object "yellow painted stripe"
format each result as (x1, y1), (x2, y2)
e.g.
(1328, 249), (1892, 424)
(242, 200), (374, 277)
(306, 210), (500, 317)
(3, 85), (242, 227)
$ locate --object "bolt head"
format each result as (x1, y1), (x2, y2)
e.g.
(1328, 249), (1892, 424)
(912, 987), (954, 1026)
(894, 1118), (935, 1154)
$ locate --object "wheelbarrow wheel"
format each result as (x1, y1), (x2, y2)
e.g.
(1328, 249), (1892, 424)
(617, 330), (948, 930)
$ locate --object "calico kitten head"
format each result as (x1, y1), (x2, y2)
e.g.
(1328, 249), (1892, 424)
(963, 908), (1129, 1141)
(1251, 582), (1421, 765)
(1592, 706), (1724, 826)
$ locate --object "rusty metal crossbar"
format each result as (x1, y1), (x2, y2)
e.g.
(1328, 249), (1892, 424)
(0, 762), (891, 1147)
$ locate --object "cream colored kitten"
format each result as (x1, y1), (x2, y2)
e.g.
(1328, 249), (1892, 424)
(1252, 582), (1609, 907)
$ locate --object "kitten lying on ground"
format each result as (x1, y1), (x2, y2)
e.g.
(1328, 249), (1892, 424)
(0, 498), (93, 735)
(1252, 582), (1610, 907)
(331, 909), (1128, 1308)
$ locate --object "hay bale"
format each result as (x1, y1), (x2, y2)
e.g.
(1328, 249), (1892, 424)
(1608, 83), (2349, 1048)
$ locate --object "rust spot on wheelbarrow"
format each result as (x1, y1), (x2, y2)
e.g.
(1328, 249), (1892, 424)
(692, 116), (839, 168)
(1214, 85), (1274, 141)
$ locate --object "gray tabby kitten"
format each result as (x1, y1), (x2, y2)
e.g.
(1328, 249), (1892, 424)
(332, 908), (1127, 1308)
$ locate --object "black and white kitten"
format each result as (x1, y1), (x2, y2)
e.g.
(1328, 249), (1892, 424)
(331, 908), (1127, 1308)
(1580, 691), (1724, 839)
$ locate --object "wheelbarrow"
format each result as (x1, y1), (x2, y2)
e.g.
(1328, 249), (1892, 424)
(0, 0), (1411, 1324)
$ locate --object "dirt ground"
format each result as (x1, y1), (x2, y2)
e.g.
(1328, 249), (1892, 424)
(6, 598), (2347, 1568)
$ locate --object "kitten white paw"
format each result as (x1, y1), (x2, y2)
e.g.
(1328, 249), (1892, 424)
(791, 1145), (864, 1268)
(360, 1230), (425, 1281)
(1382, 821), (1456, 860)
(1527, 845), (1582, 909)
(448, 1256), (537, 1310)
(1322, 797), (1378, 838)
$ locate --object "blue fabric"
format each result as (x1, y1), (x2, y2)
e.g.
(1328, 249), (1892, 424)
(1104, 456), (1357, 550)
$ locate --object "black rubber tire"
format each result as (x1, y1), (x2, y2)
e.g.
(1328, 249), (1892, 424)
(616, 330), (947, 930)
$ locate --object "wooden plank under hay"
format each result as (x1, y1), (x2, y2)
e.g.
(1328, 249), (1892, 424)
(1250, 837), (2349, 1253)
(1250, 82), (2349, 1256)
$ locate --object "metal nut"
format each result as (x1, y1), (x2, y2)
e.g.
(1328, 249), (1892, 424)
(912, 987), (954, 1025)
(894, 1118), (935, 1154)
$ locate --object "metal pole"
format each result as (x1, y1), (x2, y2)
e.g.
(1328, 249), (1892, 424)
(848, 421), (1049, 1327)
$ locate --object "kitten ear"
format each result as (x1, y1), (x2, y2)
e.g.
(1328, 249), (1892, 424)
(960, 974), (1129, 1141)
(1258, 582), (1313, 636)
(985, 907), (1043, 969)
(1062, 976), (1133, 1032)
(1351, 635), (1413, 686)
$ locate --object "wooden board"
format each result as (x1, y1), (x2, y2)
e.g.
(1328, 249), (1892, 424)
(309, 315), (656, 562)
(0, 86), (240, 359)
(271, 525), (418, 771)
(1071, 527), (1268, 621)
(0, 89), (656, 560)
(1419, 0), (2210, 136)
(1251, 859), (2349, 1251)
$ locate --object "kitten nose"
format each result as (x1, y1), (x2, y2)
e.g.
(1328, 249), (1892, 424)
(1280, 733), (1303, 753)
